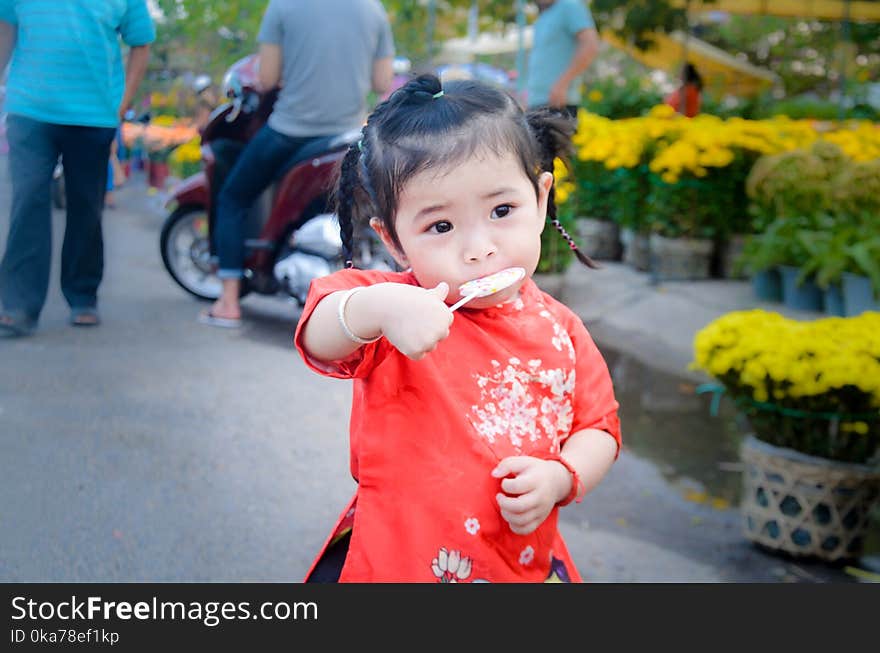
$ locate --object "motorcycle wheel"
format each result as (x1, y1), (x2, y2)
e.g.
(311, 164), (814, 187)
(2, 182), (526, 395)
(160, 205), (250, 302)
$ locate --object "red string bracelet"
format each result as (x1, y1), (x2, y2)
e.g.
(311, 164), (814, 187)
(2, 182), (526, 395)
(549, 455), (586, 506)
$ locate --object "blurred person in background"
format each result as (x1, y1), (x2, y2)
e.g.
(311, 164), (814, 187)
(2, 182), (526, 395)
(664, 63), (703, 118)
(526, 0), (600, 120)
(200, 0), (395, 328)
(105, 135), (127, 209)
(0, 0), (154, 336)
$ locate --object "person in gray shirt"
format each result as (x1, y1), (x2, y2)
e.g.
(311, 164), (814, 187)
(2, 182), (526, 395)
(201, 0), (394, 328)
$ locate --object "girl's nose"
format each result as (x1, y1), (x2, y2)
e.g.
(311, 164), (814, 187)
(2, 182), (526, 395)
(464, 232), (497, 263)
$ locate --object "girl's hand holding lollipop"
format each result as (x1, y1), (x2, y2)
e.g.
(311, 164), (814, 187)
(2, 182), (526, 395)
(372, 281), (454, 360)
(371, 267), (527, 360)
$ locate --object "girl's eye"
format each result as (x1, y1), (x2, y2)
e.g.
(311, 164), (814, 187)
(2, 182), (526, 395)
(430, 221), (453, 234)
(491, 204), (513, 219)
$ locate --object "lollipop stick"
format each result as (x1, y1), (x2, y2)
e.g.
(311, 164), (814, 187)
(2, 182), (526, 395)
(449, 290), (481, 312)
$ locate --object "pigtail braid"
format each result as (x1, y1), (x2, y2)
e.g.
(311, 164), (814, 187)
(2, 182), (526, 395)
(526, 108), (599, 270)
(332, 143), (366, 268)
(330, 92), (400, 268)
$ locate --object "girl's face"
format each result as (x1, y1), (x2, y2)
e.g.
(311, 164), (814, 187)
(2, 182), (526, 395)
(371, 150), (553, 308)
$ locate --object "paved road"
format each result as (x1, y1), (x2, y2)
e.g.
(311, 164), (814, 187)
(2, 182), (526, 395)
(0, 163), (355, 581)
(0, 160), (853, 582)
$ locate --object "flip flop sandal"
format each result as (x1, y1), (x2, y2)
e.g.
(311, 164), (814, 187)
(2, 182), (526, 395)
(69, 308), (101, 327)
(198, 310), (241, 329)
(0, 313), (36, 337)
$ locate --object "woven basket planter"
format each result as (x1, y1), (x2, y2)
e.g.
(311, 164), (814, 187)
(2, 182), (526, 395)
(718, 233), (748, 280)
(575, 217), (621, 261)
(620, 228), (650, 271)
(648, 233), (714, 282)
(740, 435), (880, 562)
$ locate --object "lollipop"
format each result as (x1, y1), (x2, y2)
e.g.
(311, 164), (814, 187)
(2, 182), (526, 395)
(449, 266), (526, 311)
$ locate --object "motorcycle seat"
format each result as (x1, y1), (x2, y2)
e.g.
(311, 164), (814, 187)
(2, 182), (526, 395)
(276, 129), (361, 179)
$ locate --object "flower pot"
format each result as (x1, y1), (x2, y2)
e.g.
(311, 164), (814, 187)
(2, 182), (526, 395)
(147, 160), (169, 189)
(751, 268), (782, 302)
(575, 217), (621, 261)
(620, 228), (650, 272)
(823, 283), (845, 317)
(718, 234), (748, 280)
(739, 435), (880, 562)
(779, 265), (823, 312)
(648, 234), (713, 282)
(841, 272), (880, 317)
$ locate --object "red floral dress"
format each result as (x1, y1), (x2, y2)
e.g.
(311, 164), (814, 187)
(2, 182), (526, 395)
(294, 269), (621, 582)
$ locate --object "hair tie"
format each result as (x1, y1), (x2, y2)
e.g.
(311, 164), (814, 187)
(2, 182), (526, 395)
(408, 89), (441, 102)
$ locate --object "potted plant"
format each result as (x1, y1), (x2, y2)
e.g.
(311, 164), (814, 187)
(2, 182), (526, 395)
(557, 156), (618, 262)
(134, 116), (199, 190)
(715, 156), (757, 280)
(745, 146), (833, 231)
(797, 216), (880, 317)
(797, 227), (855, 316)
(534, 158), (577, 299)
(741, 145), (842, 307)
(644, 172), (719, 281)
(734, 214), (819, 304)
(570, 111), (650, 268)
(610, 165), (650, 270)
(168, 136), (203, 181)
(571, 162), (621, 261)
(692, 310), (880, 562)
(644, 113), (750, 282)
(830, 160), (880, 315)
(841, 236), (880, 316)
(568, 119), (623, 262)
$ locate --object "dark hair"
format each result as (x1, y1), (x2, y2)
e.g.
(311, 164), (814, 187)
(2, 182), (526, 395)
(683, 63), (703, 91)
(332, 73), (597, 270)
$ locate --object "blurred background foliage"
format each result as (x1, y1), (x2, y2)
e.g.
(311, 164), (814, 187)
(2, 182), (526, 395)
(144, 2), (880, 123)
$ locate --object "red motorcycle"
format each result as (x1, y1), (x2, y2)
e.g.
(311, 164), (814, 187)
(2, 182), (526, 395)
(160, 55), (392, 304)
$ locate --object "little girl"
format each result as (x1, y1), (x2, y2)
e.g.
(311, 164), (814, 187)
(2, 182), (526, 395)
(295, 74), (621, 583)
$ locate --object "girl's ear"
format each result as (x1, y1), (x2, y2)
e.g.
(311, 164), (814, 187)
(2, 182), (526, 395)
(536, 171), (554, 232)
(369, 217), (409, 268)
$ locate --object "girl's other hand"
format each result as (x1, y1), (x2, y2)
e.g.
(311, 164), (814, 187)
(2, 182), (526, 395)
(377, 282), (453, 360)
(492, 456), (572, 535)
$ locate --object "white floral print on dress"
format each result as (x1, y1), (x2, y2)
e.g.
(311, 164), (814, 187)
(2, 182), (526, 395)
(469, 359), (575, 455)
(519, 546), (535, 566)
(431, 547), (473, 583)
(539, 310), (575, 361)
(464, 518), (480, 535)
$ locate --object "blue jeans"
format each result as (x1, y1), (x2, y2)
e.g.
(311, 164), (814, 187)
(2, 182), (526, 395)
(214, 124), (325, 278)
(0, 115), (115, 323)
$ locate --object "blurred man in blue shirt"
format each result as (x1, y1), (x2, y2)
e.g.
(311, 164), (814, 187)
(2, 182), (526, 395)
(201, 0), (394, 328)
(0, 0), (154, 336)
(526, 0), (600, 119)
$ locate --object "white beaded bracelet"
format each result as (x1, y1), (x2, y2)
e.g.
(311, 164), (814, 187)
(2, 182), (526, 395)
(337, 287), (381, 345)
